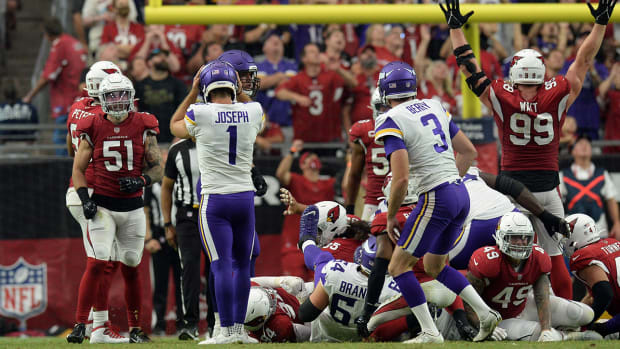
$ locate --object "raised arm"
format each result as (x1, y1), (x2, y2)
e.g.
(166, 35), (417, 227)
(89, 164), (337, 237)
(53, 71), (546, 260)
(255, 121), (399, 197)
(565, 0), (617, 108)
(171, 66), (203, 139)
(440, 0), (493, 111)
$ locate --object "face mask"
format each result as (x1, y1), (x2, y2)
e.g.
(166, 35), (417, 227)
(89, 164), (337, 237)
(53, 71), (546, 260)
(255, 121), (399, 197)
(117, 7), (130, 17)
(154, 61), (169, 72)
(309, 158), (322, 170)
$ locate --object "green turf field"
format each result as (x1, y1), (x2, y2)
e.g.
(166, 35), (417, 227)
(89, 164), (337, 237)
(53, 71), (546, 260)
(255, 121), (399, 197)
(0, 337), (616, 349)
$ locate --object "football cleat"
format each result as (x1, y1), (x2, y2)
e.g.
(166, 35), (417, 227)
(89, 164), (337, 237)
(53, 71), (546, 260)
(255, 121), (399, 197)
(235, 332), (259, 344)
(84, 320), (93, 339)
(474, 309), (502, 342)
(198, 333), (241, 345)
(403, 330), (444, 343)
(178, 325), (199, 341)
(129, 328), (151, 343)
(67, 323), (86, 343)
(89, 325), (129, 344)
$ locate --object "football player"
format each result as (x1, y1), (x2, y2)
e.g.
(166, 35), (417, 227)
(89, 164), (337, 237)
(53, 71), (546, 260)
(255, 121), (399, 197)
(467, 212), (598, 341)
(280, 190), (367, 263)
(66, 61), (128, 344)
(169, 61), (264, 344)
(344, 89), (390, 221)
(441, 0), (615, 299)
(72, 73), (162, 343)
(296, 209), (401, 342)
(374, 61), (499, 343)
(564, 213), (620, 337)
(244, 284), (311, 343)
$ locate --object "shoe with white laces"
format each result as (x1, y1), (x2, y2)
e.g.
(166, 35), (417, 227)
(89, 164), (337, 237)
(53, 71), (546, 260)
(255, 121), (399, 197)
(474, 309), (502, 342)
(403, 331), (444, 343)
(89, 325), (129, 344)
(198, 333), (241, 345)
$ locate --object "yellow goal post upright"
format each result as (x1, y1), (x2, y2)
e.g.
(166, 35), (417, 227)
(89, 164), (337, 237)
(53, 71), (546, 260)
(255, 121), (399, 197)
(145, 2), (620, 119)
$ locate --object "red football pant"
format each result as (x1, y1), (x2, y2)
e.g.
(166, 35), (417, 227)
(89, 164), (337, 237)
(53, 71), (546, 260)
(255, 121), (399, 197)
(76, 258), (108, 323)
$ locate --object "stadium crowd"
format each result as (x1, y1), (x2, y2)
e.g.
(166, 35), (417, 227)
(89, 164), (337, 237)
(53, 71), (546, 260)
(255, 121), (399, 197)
(2, 0), (620, 345)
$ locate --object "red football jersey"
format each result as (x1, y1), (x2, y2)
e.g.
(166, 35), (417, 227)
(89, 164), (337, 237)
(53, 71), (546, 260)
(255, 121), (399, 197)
(603, 90), (620, 154)
(370, 205), (414, 237)
(570, 238), (620, 315)
(42, 34), (87, 119)
(76, 112), (159, 198)
(488, 77), (571, 172)
(249, 287), (302, 343)
(281, 173), (336, 251)
(67, 97), (100, 187)
(276, 69), (345, 142)
(349, 119), (388, 205)
(469, 245), (552, 319)
(322, 237), (362, 262)
(164, 24), (204, 57)
(417, 80), (458, 116)
(100, 21), (145, 47)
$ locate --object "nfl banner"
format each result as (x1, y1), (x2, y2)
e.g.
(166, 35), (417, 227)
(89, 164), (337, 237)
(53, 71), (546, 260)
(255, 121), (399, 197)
(0, 257), (47, 330)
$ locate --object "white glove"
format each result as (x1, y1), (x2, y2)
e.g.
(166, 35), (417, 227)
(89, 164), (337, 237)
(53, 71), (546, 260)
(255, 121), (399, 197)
(490, 326), (507, 341)
(538, 329), (559, 342)
(280, 276), (305, 296)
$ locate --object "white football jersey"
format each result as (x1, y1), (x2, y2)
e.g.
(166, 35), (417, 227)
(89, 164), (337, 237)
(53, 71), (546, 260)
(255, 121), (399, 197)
(464, 167), (515, 222)
(310, 259), (400, 342)
(185, 102), (264, 195)
(374, 99), (460, 194)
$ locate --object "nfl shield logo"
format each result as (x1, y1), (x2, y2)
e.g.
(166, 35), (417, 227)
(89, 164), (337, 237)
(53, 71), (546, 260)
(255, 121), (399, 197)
(114, 127), (120, 134)
(0, 258), (47, 325)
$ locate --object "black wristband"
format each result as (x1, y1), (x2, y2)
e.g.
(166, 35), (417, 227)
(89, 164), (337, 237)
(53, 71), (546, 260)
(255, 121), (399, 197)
(454, 44), (472, 57)
(77, 187), (90, 203)
(345, 205), (355, 215)
(142, 175), (152, 186)
(164, 222), (172, 228)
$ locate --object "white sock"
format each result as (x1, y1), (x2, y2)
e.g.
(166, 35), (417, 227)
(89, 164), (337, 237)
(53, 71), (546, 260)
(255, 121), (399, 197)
(92, 310), (108, 329)
(410, 304), (439, 335)
(459, 285), (491, 316)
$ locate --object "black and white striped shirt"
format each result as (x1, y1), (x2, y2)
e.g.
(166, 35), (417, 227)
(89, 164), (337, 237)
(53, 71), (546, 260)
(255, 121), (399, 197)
(165, 139), (200, 207)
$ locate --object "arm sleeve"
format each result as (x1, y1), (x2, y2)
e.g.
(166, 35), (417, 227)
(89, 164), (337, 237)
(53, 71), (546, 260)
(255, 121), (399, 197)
(383, 135), (406, 160)
(449, 120), (460, 139)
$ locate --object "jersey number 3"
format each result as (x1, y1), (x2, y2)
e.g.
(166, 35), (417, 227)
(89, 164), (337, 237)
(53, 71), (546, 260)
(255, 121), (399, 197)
(509, 112), (554, 146)
(421, 114), (449, 153)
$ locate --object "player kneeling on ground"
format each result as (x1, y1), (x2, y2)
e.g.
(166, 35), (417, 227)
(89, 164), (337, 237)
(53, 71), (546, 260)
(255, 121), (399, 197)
(466, 212), (597, 341)
(563, 213), (620, 338)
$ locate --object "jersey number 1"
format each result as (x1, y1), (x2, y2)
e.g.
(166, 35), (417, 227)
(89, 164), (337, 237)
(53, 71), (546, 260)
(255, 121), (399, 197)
(226, 125), (237, 165)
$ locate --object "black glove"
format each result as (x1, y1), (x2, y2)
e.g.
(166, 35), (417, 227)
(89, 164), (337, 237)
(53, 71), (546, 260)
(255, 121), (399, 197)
(588, 0), (617, 25)
(354, 314), (371, 338)
(119, 175), (151, 193)
(251, 167), (267, 197)
(346, 204), (356, 216)
(439, 0), (474, 29)
(453, 309), (477, 341)
(539, 210), (571, 238)
(77, 187), (97, 220)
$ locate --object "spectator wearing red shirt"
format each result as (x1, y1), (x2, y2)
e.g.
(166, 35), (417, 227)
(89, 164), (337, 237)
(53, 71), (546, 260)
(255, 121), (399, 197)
(343, 45), (380, 130)
(100, 0), (144, 61)
(23, 17), (86, 155)
(255, 116), (285, 155)
(364, 24), (399, 67)
(600, 63), (620, 153)
(417, 60), (458, 116)
(130, 25), (184, 74)
(276, 140), (336, 281)
(275, 43), (346, 144)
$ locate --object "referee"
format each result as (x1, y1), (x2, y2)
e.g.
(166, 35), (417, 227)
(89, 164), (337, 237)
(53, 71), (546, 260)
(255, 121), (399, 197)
(161, 138), (213, 340)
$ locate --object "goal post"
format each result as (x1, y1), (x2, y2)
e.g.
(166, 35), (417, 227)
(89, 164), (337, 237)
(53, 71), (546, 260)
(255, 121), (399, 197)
(145, 3), (618, 118)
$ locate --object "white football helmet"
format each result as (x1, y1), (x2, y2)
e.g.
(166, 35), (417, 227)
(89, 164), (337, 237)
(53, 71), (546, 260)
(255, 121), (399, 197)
(382, 172), (418, 205)
(244, 287), (277, 331)
(509, 49), (546, 85)
(562, 213), (600, 257)
(85, 61), (122, 98)
(99, 73), (135, 120)
(494, 212), (535, 260)
(370, 88), (384, 120)
(316, 201), (348, 246)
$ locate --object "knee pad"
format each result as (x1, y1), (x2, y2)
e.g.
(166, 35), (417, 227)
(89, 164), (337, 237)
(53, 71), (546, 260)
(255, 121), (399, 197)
(566, 300), (594, 326)
(421, 280), (456, 308)
(122, 250), (141, 267)
(501, 319), (540, 341)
